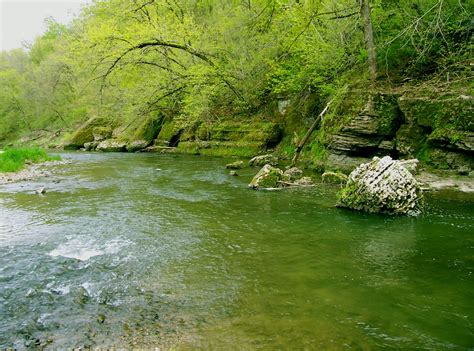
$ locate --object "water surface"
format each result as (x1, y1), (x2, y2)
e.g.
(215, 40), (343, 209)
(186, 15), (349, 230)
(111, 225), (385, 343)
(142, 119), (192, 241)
(0, 152), (473, 349)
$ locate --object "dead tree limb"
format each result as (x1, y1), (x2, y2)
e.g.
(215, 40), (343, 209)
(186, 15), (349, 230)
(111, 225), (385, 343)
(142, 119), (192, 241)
(291, 99), (333, 167)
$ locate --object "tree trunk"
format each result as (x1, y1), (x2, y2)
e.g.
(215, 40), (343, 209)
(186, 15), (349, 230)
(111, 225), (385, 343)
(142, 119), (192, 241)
(291, 99), (333, 167)
(360, 0), (376, 83)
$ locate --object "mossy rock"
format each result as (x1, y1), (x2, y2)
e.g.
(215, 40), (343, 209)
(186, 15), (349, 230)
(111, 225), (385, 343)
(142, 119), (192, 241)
(156, 119), (186, 146)
(248, 164), (289, 189)
(421, 147), (474, 170)
(92, 126), (112, 141)
(398, 95), (474, 132)
(427, 129), (473, 153)
(96, 139), (127, 152)
(63, 117), (109, 150)
(209, 120), (281, 145)
(373, 93), (403, 136)
(178, 140), (262, 157)
(117, 113), (165, 145)
(395, 124), (426, 156)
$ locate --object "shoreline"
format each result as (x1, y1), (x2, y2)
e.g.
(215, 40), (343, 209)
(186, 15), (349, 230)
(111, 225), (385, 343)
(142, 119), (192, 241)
(1, 151), (473, 194)
(0, 160), (71, 185)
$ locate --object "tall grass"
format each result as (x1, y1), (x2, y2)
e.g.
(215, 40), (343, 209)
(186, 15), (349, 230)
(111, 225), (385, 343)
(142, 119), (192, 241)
(0, 147), (60, 173)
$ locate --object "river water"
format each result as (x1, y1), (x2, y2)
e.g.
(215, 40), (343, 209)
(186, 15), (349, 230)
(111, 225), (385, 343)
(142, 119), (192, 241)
(0, 152), (473, 349)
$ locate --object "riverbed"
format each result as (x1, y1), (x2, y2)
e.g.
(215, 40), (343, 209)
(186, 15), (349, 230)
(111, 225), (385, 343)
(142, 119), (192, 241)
(0, 152), (473, 349)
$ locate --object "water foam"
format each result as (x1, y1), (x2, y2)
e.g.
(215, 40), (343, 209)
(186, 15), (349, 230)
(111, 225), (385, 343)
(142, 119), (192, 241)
(49, 238), (130, 261)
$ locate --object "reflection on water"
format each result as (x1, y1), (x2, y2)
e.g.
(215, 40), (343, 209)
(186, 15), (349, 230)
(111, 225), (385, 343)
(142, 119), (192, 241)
(0, 152), (473, 349)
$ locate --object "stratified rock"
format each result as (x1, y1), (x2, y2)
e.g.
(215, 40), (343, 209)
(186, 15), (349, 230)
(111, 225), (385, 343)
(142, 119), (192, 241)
(322, 172), (348, 184)
(248, 164), (288, 189)
(96, 140), (126, 152)
(225, 160), (244, 169)
(126, 140), (149, 152)
(283, 167), (303, 180)
(248, 154), (278, 167)
(337, 156), (423, 215)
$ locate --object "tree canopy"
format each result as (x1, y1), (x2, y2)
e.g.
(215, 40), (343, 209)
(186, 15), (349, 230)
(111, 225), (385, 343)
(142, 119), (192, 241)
(0, 0), (471, 142)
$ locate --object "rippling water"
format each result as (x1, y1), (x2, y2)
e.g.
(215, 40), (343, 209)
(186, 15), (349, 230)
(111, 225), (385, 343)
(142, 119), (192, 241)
(0, 152), (473, 349)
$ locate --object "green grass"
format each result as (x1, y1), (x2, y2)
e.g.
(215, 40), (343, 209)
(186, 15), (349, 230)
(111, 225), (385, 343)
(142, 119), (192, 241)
(0, 147), (60, 173)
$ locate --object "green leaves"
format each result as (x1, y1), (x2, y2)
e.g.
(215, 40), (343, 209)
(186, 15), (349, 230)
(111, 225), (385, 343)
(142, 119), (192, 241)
(0, 0), (470, 145)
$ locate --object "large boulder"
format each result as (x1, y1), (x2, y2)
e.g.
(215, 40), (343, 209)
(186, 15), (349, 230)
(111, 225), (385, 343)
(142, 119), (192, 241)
(96, 140), (127, 152)
(126, 140), (149, 152)
(337, 156), (423, 215)
(63, 117), (109, 150)
(248, 164), (288, 189)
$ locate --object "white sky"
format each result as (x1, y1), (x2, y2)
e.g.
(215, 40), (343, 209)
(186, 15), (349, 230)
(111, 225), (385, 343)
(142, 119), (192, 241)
(0, 0), (91, 51)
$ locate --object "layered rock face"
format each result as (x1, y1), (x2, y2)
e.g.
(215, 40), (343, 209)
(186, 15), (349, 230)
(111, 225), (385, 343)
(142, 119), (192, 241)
(337, 156), (423, 215)
(325, 94), (402, 171)
(176, 120), (282, 157)
(323, 92), (473, 173)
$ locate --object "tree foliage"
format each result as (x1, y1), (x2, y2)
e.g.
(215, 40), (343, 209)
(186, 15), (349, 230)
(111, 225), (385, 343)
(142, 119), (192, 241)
(0, 0), (471, 143)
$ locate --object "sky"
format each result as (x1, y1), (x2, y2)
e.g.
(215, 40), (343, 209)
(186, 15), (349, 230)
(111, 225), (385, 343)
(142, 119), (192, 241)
(0, 0), (91, 51)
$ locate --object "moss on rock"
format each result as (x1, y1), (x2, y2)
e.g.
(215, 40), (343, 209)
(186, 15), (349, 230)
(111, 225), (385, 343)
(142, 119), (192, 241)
(63, 117), (109, 150)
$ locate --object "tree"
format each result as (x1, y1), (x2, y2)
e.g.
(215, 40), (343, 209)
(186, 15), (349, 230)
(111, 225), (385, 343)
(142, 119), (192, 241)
(359, 0), (376, 83)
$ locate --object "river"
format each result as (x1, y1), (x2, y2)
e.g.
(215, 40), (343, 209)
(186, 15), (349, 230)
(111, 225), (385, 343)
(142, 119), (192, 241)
(0, 152), (473, 349)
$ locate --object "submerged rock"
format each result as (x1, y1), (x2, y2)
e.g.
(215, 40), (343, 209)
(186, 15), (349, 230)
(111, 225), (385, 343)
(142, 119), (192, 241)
(229, 170), (238, 176)
(248, 154), (278, 167)
(337, 156), (423, 215)
(248, 164), (288, 189)
(225, 160), (244, 169)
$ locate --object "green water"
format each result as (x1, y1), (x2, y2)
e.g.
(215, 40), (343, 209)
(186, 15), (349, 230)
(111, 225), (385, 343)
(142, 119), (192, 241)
(0, 152), (473, 349)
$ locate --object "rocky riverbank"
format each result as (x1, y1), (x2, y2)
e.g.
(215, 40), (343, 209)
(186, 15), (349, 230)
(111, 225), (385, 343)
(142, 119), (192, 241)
(0, 160), (71, 185)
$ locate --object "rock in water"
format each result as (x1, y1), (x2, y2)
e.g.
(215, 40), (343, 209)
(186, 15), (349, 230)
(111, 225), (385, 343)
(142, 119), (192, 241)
(126, 140), (149, 152)
(248, 154), (278, 167)
(248, 164), (288, 189)
(283, 167), (303, 180)
(337, 156), (423, 215)
(35, 187), (46, 195)
(225, 160), (244, 169)
(294, 177), (314, 186)
(96, 140), (127, 152)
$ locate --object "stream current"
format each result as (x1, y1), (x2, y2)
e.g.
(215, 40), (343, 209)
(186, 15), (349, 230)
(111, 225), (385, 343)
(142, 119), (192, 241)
(0, 152), (473, 349)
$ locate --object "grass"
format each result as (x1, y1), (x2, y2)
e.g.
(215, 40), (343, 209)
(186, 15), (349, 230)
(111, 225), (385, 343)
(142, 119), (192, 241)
(0, 147), (60, 173)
